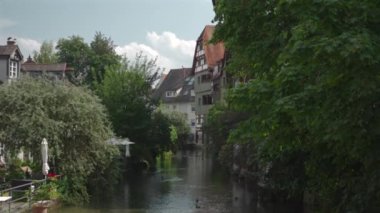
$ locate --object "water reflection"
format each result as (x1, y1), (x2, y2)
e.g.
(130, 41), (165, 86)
(54, 150), (300, 213)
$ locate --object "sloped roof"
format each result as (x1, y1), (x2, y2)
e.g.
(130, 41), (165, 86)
(0, 45), (23, 59)
(153, 68), (194, 103)
(21, 63), (67, 72)
(200, 25), (225, 68)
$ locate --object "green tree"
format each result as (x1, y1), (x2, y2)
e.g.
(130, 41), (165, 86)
(97, 65), (154, 141)
(169, 125), (178, 144)
(121, 52), (161, 85)
(89, 32), (121, 87)
(213, 0), (380, 211)
(166, 111), (191, 147)
(0, 77), (119, 204)
(56, 33), (122, 87)
(97, 55), (169, 165)
(56, 35), (92, 85)
(33, 41), (58, 64)
(149, 111), (172, 155)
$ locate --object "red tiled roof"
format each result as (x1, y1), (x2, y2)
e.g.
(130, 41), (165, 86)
(201, 25), (225, 68)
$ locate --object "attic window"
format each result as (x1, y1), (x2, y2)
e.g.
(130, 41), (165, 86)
(166, 91), (176, 97)
(176, 88), (182, 95)
(187, 77), (194, 85)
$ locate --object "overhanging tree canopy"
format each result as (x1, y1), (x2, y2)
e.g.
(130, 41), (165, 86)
(0, 77), (119, 204)
(213, 0), (380, 211)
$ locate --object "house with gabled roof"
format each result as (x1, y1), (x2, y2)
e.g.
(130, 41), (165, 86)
(192, 25), (225, 144)
(153, 68), (196, 143)
(0, 38), (24, 84)
(21, 56), (69, 80)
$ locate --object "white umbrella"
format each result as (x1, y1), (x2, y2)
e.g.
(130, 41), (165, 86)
(41, 138), (49, 176)
(108, 138), (135, 157)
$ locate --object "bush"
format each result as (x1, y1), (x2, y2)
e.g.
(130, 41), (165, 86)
(33, 182), (60, 201)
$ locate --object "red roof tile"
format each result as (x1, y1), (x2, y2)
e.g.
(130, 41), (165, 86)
(201, 25), (225, 68)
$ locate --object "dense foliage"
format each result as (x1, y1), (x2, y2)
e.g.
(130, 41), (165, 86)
(33, 41), (58, 64)
(165, 111), (191, 147)
(0, 77), (119, 204)
(97, 56), (174, 165)
(212, 0), (380, 211)
(56, 32), (121, 86)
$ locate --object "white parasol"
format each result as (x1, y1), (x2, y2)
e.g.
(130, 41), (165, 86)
(41, 138), (50, 176)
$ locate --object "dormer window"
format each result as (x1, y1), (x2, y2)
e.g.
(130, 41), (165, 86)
(166, 91), (176, 97)
(9, 61), (17, 78)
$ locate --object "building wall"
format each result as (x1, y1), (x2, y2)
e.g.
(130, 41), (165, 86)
(194, 71), (213, 115)
(161, 102), (196, 142)
(213, 72), (228, 104)
(0, 57), (8, 83)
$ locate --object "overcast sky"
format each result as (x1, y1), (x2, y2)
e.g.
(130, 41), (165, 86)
(0, 0), (215, 71)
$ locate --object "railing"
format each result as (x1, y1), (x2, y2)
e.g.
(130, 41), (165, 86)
(0, 179), (46, 213)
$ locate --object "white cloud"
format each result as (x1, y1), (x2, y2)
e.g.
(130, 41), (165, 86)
(147, 31), (195, 58)
(116, 31), (196, 73)
(16, 38), (41, 58)
(0, 36), (41, 59)
(0, 18), (15, 29)
(0, 31), (196, 73)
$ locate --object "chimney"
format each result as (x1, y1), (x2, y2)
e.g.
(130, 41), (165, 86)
(7, 37), (16, 45)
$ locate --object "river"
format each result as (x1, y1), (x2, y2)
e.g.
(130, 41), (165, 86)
(52, 150), (300, 213)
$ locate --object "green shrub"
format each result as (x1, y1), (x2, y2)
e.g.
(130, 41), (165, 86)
(33, 182), (60, 201)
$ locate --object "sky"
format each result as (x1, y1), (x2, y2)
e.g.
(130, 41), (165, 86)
(0, 0), (215, 72)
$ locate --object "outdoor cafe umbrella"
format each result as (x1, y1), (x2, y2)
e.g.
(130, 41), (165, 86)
(41, 138), (50, 177)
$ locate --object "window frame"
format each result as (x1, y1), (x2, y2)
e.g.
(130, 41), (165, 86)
(9, 60), (17, 79)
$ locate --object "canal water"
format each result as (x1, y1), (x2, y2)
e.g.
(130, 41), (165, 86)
(52, 150), (298, 213)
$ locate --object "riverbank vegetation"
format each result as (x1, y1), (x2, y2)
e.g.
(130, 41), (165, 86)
(210, 0), (380, 211)
(0, 32), (188, 206)
(0, 78), (119, 204)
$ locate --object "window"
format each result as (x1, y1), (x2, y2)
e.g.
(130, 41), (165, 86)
(197, 115), (202, 124)
(176, 88), (182, 96)
(201, 74), (211, 83)
(197, 42), (203, 51)
(191, 105), (195, 111)
(191, 119), (196, 127)
(202, 95), (213, 105)
(198, 97), (201, 106)
(187, 77), (194, 85)
(197, 76), (201, 84)
(196, 56), (205, 68)
(166, 91), (176, 97)
(200, 58), (205, 65)
(9, 61), (17, 78)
